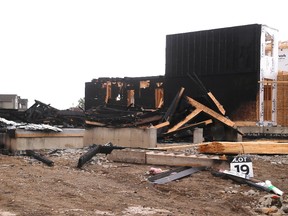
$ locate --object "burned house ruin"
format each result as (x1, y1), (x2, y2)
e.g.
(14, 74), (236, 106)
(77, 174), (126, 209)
(85, 76), (165, 110)
(86, 24), (280, 127)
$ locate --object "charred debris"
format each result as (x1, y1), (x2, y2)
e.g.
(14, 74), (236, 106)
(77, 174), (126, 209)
(0, 76), (239, 144)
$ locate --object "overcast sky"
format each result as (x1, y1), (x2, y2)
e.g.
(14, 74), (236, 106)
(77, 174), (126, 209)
(1, 0), (287, 110)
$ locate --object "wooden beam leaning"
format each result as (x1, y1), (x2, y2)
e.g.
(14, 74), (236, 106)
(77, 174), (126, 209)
(163, 119), (212, 136)
(198, 141), (288, 155)
(167, 108), (202, 133)
(186, 96), (236, 129)
(153, 121), (170, 129)
(207, 92), (226, 115)
(162, 87), (185, 122)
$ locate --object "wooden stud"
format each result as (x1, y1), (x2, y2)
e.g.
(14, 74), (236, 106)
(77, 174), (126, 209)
(167, 108), (202, 133)
(207, 92), (226, 115)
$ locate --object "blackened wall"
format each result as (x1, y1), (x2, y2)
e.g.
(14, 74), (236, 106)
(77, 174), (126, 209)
(165, 24), (262, 116)
(85, 76), (164, 110)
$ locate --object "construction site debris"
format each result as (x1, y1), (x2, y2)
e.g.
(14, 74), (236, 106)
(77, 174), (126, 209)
(0, 144), (287, 215)
(78, 143), (168, 168)
(0, 86), (242, 144)
(212, 170), (283, 196)
(77, 142), (126, 168)
(26, 150), (54, 167)
(0, 117), (62, 132)
(148, 167), (165, 175)
(148, 166), (206, 184)
(77, 144), (102, 168)
(258, 180), (284, 196)
(212, 169), (272, 193)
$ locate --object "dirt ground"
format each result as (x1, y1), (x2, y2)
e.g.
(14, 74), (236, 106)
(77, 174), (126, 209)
(0, 148), (287, 216)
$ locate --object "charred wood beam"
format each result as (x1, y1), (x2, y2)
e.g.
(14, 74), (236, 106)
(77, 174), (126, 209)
(148, 166), (207, 184)
(77, 143), (165, 168)
(133, 115), (162, 126)
(77, 143), (126, 168)
(26, 150), (54, 166)
(162, 87), (185, 122)
(157, 87), (185, 135)
(186, 73), (208, 95)
(77, 144), (102, 168)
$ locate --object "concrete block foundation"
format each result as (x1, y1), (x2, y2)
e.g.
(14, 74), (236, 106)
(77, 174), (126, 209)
(3, 128), (85, 151)
(84, 127), (157, 148)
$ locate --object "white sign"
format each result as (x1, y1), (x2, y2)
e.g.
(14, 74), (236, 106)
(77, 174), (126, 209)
(230, 156), (254, 178)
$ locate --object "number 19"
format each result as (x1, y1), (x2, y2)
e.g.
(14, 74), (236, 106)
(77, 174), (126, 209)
(234, 164), (250, 174)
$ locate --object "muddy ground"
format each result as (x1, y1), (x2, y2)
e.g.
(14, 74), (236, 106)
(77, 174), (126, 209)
(0, 148), (287, 216)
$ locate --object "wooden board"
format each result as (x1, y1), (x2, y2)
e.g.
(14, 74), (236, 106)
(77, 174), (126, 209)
(186, 96), (236, 128)
(153, 121), (170, 129)
(85, 120), (106, 126)
(207, 92), (226, 115)
(167, 108), (202, 133)
(163, 119), (212, 136)
(198, 141), (288, 154)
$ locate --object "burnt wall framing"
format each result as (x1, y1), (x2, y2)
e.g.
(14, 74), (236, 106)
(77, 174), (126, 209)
(85, 76), (164, 110)
(165, 24), (262, 117)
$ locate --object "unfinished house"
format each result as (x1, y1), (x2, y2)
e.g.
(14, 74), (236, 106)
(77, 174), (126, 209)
(165, 24), (278, 127)
(85, 76), (164, 110)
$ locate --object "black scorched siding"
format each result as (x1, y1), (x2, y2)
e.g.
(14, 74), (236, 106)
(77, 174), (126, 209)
(165, 24), (262, 116)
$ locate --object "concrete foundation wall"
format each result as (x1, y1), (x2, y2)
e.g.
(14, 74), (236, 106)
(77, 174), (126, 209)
(5, 129), (85, 151)
(84, 127), (157, 148)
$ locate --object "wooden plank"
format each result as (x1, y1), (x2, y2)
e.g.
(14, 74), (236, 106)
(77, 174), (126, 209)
(186, 96), (236, 128)
(163, 119), (212, 136)
(153, 121), (170, 129)
(167, 108), (202, 133)
(85, 120), (106, 126)
(134, 115), (162, 126)
(156, 143), (208, 152)
(198, 141), (288, 154)
(207, 92), (226, 115)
